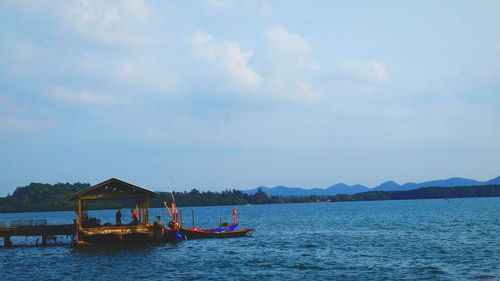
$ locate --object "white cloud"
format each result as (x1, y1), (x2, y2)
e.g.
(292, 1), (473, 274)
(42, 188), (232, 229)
(192, 32), (216, 59)
(264, 25), (320, 102)
(340, 60), (389, 82)
(192, 31), (261, 88)
(50, 86), (114, 106)
(267, 25), (309, 54)
(65, 0), (151, 48)
(224, 42), (262, 88)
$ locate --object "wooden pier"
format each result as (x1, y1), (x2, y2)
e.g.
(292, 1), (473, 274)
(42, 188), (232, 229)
(1, 178), (167, 247)
(0, 224), (75, 247)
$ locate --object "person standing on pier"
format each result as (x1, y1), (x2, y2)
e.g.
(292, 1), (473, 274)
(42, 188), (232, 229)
(115, 209), (122, 226)
(131, 209), (139, 225)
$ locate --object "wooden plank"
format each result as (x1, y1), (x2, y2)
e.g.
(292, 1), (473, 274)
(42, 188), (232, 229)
(0, 225), (75, 237)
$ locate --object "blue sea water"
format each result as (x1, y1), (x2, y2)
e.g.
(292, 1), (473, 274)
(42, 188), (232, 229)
(1, 197), (499, 280)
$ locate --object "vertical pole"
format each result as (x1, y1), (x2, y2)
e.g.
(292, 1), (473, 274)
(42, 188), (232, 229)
(145, 195), (149, 224)
(172, 203), (177, 230)
(74, 218), (78, 243)
(42, 235), (47, 246)
(192, 209), (195, 229)
(141, 197), (145, 224)
(138, 198), (142, 224)
(76, 198), (82, 244)
(179, 209), (183, 228)
(77, 199), (82, 226)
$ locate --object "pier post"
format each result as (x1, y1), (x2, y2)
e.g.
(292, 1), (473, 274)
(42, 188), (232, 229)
(42, 235), (47, 246)
(4, 236), (12, 247)
(74, 219), (79, 244)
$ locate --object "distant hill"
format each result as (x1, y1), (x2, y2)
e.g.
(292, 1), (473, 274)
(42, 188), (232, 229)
(485, 176), (500, 185)
(244, 176), (500, 196)
(243, 186), (331, 197)
(326, 183), (370, 194)
(373, 177), (484, 191)
(244, 184), (370, 196)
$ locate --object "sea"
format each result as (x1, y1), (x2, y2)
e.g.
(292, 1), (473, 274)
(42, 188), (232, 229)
(0, 197), (499, 280)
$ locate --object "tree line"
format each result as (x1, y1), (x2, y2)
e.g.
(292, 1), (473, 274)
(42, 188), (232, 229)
(0, 184), (278, 212)
(1, 182), (499, 213)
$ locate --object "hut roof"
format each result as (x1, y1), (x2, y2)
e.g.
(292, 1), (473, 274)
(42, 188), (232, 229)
(67, 178), (158, 201)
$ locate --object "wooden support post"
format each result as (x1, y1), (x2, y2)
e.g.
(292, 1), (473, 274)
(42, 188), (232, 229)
(77, 199), (83, 226)
(74, 218), (79, 244)
(140, 197), (144, 224)
(42, 235), (47, 246)
(76, 198), (83, 244)
(4, 236), (12, 247)
(145, 195), (149, 224)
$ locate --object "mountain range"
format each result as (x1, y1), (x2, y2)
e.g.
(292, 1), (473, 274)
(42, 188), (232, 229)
(243, 176), (500, 196)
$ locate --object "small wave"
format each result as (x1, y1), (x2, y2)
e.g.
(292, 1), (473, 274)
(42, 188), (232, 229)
(471, 275), (497, 280)
(291, 263), (326, 271)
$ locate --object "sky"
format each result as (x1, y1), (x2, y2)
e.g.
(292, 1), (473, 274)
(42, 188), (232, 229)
(0, 0), (499, 194)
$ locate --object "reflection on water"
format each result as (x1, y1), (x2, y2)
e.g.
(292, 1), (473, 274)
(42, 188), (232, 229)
(1, 198), (500, 280)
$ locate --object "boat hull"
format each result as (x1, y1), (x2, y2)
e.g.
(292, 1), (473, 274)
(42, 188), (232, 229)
(179, 227), (254, 240)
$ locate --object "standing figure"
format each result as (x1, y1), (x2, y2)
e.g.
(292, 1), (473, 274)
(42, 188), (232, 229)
(115, 209), (122, 226)
(131, 209), (139, 225)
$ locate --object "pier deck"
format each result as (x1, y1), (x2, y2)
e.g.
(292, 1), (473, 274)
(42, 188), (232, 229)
(0, 224), (75, 246)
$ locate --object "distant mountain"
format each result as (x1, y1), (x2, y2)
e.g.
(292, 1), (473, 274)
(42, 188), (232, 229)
(485, 176), (500, 185)
(326, 183), (370, 194)
(373, 177), (484, 191)
(244, 186), (328, 197)
(244, 183), (369, 196)
(243, 176), (500, 196)
(373, 181), (401, 191)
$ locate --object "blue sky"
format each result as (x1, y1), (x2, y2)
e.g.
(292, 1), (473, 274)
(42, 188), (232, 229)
(0, 0), (499, 194)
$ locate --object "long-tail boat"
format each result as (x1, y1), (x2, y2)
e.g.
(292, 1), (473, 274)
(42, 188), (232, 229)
(178, 226), (253, 240)
(178, 207), (253, 239)
(163, 203), (254, 241)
